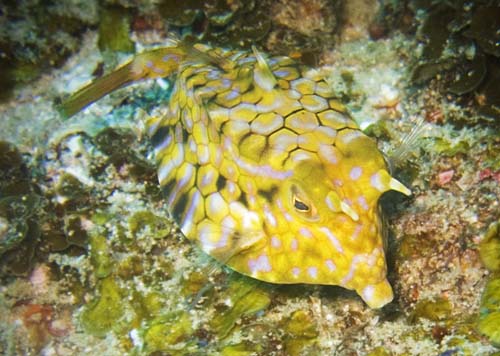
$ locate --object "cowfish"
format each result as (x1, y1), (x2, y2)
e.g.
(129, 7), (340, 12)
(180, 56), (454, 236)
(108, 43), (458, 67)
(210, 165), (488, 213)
(61, 41), (411, 308)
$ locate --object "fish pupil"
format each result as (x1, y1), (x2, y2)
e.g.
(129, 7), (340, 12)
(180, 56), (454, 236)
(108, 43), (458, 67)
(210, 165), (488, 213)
(293, 198), (309, 212)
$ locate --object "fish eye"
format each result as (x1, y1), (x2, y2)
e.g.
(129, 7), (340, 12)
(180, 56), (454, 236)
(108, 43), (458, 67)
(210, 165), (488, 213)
(293, 197), (310, 212)
(290, 184), (318, 220)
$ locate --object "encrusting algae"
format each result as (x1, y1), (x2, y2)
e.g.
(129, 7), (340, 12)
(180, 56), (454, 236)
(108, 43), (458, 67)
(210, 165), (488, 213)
(61, 39), (411, 309)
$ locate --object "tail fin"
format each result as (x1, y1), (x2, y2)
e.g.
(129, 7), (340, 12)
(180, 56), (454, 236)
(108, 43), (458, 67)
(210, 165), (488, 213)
(59, 46), (188, 118)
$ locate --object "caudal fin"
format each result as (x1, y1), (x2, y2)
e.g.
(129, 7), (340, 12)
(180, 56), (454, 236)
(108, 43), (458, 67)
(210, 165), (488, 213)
(59, 46), (188, 118)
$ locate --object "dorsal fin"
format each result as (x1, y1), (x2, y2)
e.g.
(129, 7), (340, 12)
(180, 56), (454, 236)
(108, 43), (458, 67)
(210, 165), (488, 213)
(252, 46), (277, 91)
(387, 115), (429, 170)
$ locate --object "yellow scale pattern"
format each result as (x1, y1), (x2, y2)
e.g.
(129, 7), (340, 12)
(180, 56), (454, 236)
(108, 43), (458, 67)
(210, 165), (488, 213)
(61, 42), (411, 308)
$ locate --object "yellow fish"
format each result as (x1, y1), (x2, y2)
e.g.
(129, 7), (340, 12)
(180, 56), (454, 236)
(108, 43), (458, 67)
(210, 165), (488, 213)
(61, 41), (411, 308)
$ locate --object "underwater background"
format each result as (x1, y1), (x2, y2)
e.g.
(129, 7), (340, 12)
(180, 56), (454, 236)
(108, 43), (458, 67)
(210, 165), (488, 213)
(1, 0), (500, 355)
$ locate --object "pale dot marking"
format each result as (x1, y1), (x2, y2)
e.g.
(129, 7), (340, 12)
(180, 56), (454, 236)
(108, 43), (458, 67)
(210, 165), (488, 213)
(325, 259), (336, 272)
(357, 195), (369, 211)
(291, 238), (298, 251)
(308, 266), (318, 279)
(248, 254), (272, 274)
(350, 166), (362, 180)
(299, 227), (313, 238)
(291, 267), (300, 277)
(271, 236), (282, 248)
(370, 172), (385, 192)
(362, 285), (375, 303)
(352, 224), (363, 240)
(319, 227), (344, 253)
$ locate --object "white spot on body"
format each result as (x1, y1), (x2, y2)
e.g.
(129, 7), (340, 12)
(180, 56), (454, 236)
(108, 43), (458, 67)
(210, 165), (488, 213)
(225, 90), (239, 101)
(180, 189), (202, 235)
(287, 89), (301, 100)
(362, 285), (375, 304)
(241, 211), (260, 231)
(291, 267), (300, 277)
(174, 123), (183, 143)
(154, 132), (173, 153)
(171, 143), (185, 166)
(168, 166), (194, 205)
(357, 195), (369, 211)
(315, 126), (337, 141)
(227, 181), (237, 195)
(319, 227), (344, 253)
(158, 160), (177, 184)
(290, 238), (298, 251)
(283, 212), (293, 222)
(198, 223), (218, 253)
(299, 227), (313, 238)
(350, 166), (362, 180)
(221, 215), (236, 232)
(341, 255), (365, 286)
(183, 111), (193, 131)
(370, 172), (386, 192)
(200, 169), (216, 189)
(264, 207), (277, 228)
(271, 236), (281, 248)
(250, 113), (284, 135)
(274, 69), (291, 78)
(290, 151), (315, 163)
(188, 137), (197, 153)
(325, 259), (336, 271)
(338, 130), (363, 144)
(231, 151), (293, 180)
(325, 192), (340, 212)
(308, 266), (318, 279)
(198, 145), (210, 164)
(352, 224), (363, 240)
(248, 254), (272, 274)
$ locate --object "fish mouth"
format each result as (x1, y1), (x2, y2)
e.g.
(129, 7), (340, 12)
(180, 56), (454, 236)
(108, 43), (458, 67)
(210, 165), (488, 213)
(357, 278), (394, 309)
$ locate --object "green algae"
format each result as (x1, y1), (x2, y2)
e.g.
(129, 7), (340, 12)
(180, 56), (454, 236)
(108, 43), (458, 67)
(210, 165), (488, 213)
(117, 255), (145, 280)
(283, 310), (318, 339)
(128, 211), (171, 239)
(367, 346), (392, 356)
(478, 311), (500, 347)
(397, 233), (435, 261)
(142, 311), (194, 354)
(81, 277), (127, 337)
(480, 220), (500, 272)
(409, 298), (452, 323)
(210, 277), (271, 338)
(479, 277), (500, 316)
(220, 342), (260, 356)
(141, 292), (165, 318)
(181, 270), (211, 297)
(98, 6), (135, 54)
(430, 137), (470, 157)
(64, 214), (88, 247)
(89, 235), (113, 278)
(55, 172), (89, 206)
(282, 310), (319, 356)
(478, 276), (500, 347)
(0, 141), (43, 275)
(0, 194), (40, 255)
